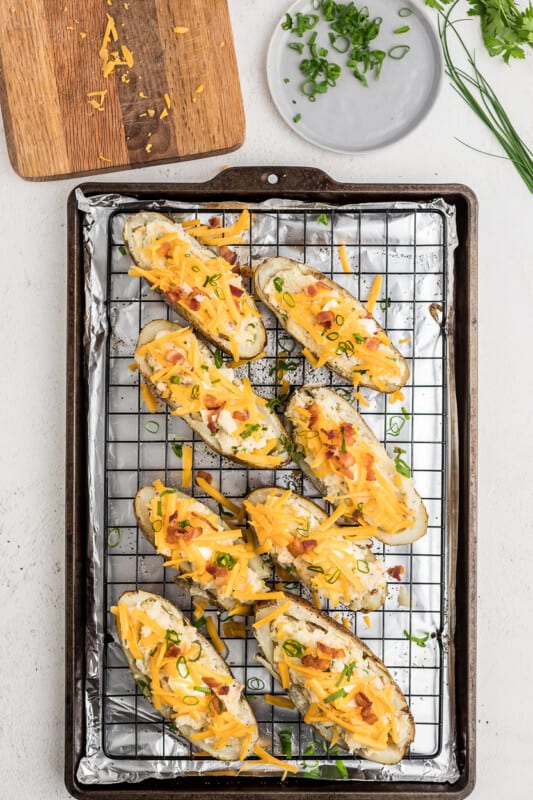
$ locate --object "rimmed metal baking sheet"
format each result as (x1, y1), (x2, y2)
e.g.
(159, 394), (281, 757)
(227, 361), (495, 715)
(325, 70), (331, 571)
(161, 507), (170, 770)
(65, 167), (477, 799)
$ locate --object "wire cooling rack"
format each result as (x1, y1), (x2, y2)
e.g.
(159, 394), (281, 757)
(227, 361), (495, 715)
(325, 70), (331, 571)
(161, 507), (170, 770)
(101, 204), (448, 766)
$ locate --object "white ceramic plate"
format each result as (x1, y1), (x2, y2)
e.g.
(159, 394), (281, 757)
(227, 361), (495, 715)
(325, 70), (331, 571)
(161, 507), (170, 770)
(267, 0), (442, 153)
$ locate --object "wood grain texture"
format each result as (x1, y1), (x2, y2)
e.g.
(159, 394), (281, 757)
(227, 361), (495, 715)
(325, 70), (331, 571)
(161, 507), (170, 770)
(0, 0), (245, 180)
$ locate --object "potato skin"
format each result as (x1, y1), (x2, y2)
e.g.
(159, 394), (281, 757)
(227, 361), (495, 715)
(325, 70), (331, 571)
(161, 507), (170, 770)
(124, 211), (266, 359)
(253, 593), (415, 764)
(284, 385), (428, 546)
(134, 319), (290, 468)
(254, 256), (409, 393)
(114, 590), (258, 760)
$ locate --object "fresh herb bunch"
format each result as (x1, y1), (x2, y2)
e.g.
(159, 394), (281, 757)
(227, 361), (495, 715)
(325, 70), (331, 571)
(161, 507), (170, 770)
(425, 0), (533, 63)
(439, 1), (533, 192)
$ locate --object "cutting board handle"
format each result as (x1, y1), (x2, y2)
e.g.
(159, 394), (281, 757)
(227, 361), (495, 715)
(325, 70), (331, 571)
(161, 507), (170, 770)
(203, 166), (342, 195)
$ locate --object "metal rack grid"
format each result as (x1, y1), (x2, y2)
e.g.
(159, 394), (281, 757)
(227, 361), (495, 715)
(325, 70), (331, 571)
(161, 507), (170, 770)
(101, 204), (448, 767)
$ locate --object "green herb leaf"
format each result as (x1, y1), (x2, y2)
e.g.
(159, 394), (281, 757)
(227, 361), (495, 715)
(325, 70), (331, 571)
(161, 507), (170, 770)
(214, 349), (224, 368)
(171, 441), (183, 458)
(119, 245), (127, 256)
(317, 212), (329, 225)
(278, 728), (293, 757)
(403, 629), (430, 647)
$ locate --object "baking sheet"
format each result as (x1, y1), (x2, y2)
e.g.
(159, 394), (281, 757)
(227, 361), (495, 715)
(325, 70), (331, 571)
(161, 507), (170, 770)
(75, 189), (459, 785)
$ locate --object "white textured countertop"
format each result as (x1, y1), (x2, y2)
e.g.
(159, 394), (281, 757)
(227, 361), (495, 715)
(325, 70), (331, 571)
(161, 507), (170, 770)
(1, 1), (532, 798)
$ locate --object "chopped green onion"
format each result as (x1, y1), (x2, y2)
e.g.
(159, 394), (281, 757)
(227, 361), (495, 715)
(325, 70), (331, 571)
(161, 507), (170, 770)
(335, 314), (345, 326)
(169, 375), (180, 384)
(282, 291), (296, 308)
(326, 331), (339, 341)
(171, 441), (183, 458)
(281, 13), (293, 31)
(118, 245), (127, 255)
(191, 384), (200, 400)
(304, 744), (315, 757)
(215, 552), (237, 570)
(193, 615), (206, 628)
(278, 728), (293, 757)
(340, 425), (347, 453)
(289, 41), (305, 53)
(317, 212), (329, 225)
(283, 77), (290, 84)
(282, 639), (304, 658)
(325, 568), (341, 584)
(144, 420), (160, 434)
(401, 406), (411, 420)
(388, 45), (411, 59)
(394, 449), (412, 477)
(176, 655), (190, 678)
(324, 688), (347, 704)
(182, 695), (199, 705)
(273, 276), (284, 292)
(328, 32), (350, 53)
(151, 519), (163, 533)
(188, 641), (202, 661)
(394, 25), (410, 34)
(403, 629), (430, 648)
(266, 397), (281, 411)
(357, 559), (369, 574)
(293, 113), (302, 123)
(214, 349), (224, 368)
(307, 564), (324, 574)
(165, 629), (181, 645)
(379, 297), (392, 311)
(353, 332), (366, 344)
(107, 527), (121, 548)
(387, 415), (406, 437)
(246, 676), (265, 691)
(335, 759), (348, 779)
(399, 7), (413, 16)
(335, 660), (357, 687)
(193, 685), (211, 693)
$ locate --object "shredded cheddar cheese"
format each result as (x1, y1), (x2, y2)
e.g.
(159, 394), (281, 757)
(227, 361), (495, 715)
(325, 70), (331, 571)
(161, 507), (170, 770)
(140, 382), (158, 413)
(136, 327), (286, 465)
(181, 445), (192, 488)
(141, 479), (280, 607)
(267, 267), (406, 392)
(205, 616), (226, 654)
(338, 243), (351, 273)
(263, 694), (295, 709)
(112, 597), (254, 759)
(244, 489), (385, 609)
(366, 275), (382, 314)
(252, 743), (299, 773)
(287, 395), (418, 535)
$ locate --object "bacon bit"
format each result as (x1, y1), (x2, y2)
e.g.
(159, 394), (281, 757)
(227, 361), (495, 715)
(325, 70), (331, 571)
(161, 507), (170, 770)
(218, 685), (230, 696)
(206, 563), (230, 584)
(159, 240), (171, 256)
(342, 423), (356, 445)
(301, 539), (317, 552)
(366, 337), (380, 351)
(209, 216), (222, 228)
(219, 245), (238, 265)
(338, 451), (355, 469)
(355, 692), (378, 724)
(165, 288), (183, 304)
(339, 467), (354, 480)
(387, 565), (405, 582)
(187, 296), (201, 311)
(301, 654), (330, 671)
(207, 412), (218, 434)
(317, 642), (346, 658)
(202, 676), (221, 689)
(364, 453), (376, 482)
(304, 284), (318, 297)
(288, 538), (304, 558)
(166, 524), (202, 543)
(197, 470), (212, 484)
(326, 429), (338, 441)
(229, 284), (244, 298)
(165, 348), (184, 365)
(166, 643), (182, 657)
(232, 409), (249, 421)
(204, 394), (224, 410)
(355, 691), (372, 709)
(231, 264), (253, 277)
(316, 310), (335, 329)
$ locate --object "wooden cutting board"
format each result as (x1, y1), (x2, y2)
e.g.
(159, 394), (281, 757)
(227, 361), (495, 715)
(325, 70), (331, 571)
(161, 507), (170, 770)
(0, 0), (245, 180)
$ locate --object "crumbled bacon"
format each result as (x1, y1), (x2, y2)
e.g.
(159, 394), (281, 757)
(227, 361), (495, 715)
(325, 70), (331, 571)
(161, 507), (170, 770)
(165, 348), (184, 365)
(166, 524), (202, 543)
(209, 216), (222, 228)
(218, 685), (230, 696)
(342, 423), (356, 445)
(301, 654), (330, 671)
(355, 692), (378, 724)
(231, 263), (253, 278)
(301, 538), (317, 552)
(165, 288), (183, 304)
(166, 643), (182, 657)
(288, 538), (304, 557)
(365, 312), (373, 319)
(159, 240), (171, 256)
(187, 296), (201, 311)
(308, 403), (319, 429)
(207, 412), (218, 434)
(338, 451), (355, 469)
(316, 310), (335, 329)
(363, 453), (376, 482)
(387, 565), (405, 582)
(205, 563), (230, 584)
(232, 409), (249, 421)
(339, 467), (354, 480)
(366, 337), (380, 351)
(204, 394), (224, 410)
(355, 691), (372, 709)
(304, 280), (329, 297)
(219, 244), (238, 265)
(202, 676), (221, 689)
(229, 283), (244, 298)
(317, 642), (346, 659)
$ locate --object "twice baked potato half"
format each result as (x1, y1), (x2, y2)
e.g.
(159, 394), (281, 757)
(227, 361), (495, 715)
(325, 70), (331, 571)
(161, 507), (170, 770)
(244, 487), (387, 611)
(254, 257), (408, 393)
(112, 590), (258, 761)
(134, 480), (278, 611)
(135, 320), (289, 468)
(285, 386), (428, 545)
(253, 594), (415, 764)
(124, 211), (265, 360)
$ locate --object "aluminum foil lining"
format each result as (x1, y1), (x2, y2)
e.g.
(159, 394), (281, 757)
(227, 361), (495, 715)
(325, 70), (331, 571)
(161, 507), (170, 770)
(75, 188), (459, 785)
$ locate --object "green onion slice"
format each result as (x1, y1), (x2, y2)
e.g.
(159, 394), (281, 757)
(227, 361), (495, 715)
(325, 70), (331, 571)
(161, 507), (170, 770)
(273, 276), (284, 292)
(388, 45), (411, 60)
(246, 676), (265, 691)
(107, 527), (121, 548)
(193, 684), (211, 693)
(324, 688), (347, 704)
(282, 291), (296, 308)
(171, 441), (183, 458)
(399, 7), (412, 16)
(165, 629), (181, 645)
(182, 695), (199, 705)
(188, 642), (202, 662)
(144, 420), (160, 434)
(279, 728), (293, 758)
(176, 655), (190, 678)
(282, 639), (304, 658)
(357, 559), (369, 574)
(394, 25), (410, 34)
